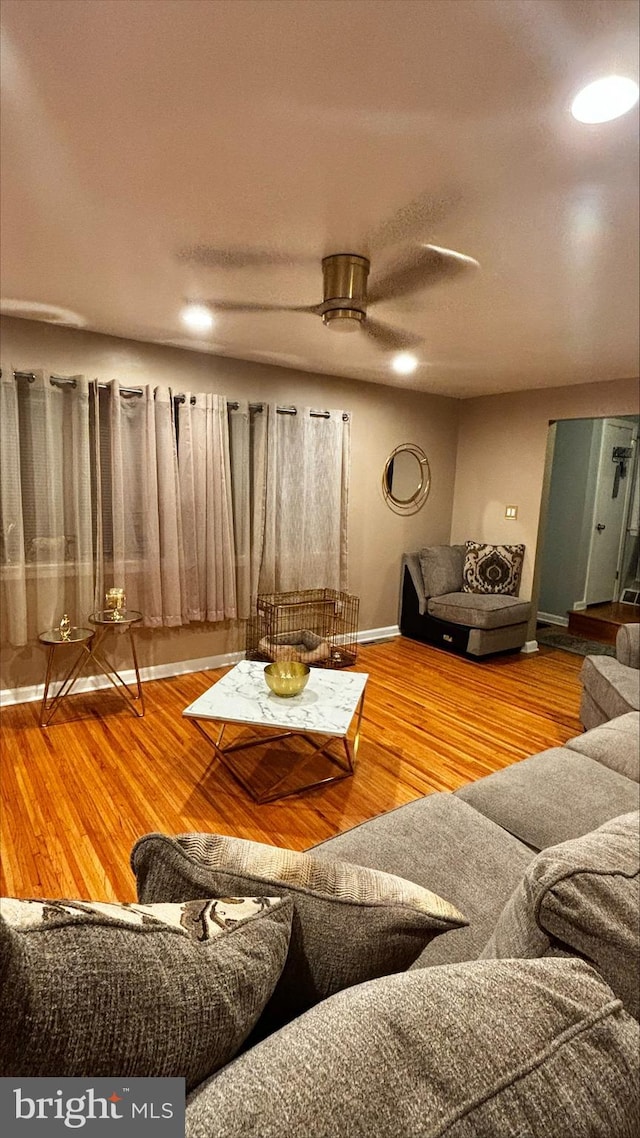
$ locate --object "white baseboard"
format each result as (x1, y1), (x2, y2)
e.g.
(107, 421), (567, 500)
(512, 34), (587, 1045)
(357, 624), (400, 644)
(520, 640), (539, 654)
(0, 626), (401, 708)
(537, 612), (569, 627)
(0, 650), (245, 708)
(572, 601), (587, 611)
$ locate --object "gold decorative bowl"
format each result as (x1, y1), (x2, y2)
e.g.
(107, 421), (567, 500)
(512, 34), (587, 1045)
(264, 661), (310, 698)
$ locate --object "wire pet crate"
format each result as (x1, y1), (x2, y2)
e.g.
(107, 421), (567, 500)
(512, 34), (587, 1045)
(246, 589), (360, 669)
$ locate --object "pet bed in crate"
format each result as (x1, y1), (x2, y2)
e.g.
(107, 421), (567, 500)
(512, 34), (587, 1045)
(258, 629), (332, 665)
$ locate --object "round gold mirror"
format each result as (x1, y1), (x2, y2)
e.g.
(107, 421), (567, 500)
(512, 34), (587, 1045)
(382, 443), (431, 515)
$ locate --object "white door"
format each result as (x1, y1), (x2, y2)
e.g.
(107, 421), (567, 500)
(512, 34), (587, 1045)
(584, 420), (636, 605)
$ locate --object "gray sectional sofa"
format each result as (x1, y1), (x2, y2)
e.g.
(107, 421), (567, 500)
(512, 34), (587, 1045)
(181, 705), (637, 1133)
(176, 707), (640, 1136)
(580, 622), (640, 729)
(2, 650), (639, 1137)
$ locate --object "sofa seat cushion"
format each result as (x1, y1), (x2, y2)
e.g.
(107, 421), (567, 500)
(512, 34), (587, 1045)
(311, 792), (535, 967)
(482, 813), (640, 1020)
(580, 654), (640, 721)
(131, 831), (466, 1032)
(455, 748), (639, 851)
(565, 712), (640, 781)
(185, 958), (640, 1138)
(427, 591), (531, 630)
(0, 893), (293, 1086)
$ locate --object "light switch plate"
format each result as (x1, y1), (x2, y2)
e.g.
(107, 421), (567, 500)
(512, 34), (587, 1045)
(505, 505), (518, 520)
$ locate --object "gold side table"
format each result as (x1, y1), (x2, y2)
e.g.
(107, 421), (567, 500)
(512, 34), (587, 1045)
(87, 610), (145, 718)
(39, 626), (96, 728)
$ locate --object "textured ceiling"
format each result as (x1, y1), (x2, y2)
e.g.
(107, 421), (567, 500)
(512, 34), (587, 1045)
(0, 0), (638, 397)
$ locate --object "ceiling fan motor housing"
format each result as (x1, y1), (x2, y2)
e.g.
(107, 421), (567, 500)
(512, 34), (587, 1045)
(321, 254), (370, 331)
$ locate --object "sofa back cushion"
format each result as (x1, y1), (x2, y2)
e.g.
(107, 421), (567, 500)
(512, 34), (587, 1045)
(418, 544), (465, 597)
(131, 831), (466, 1033)
(185, 958), (639, 1138)
(0, 894), (293, 1085)
(481, 812), (640, 1020)
(462, 541), (525, 595)
(564, 712), (640, 781)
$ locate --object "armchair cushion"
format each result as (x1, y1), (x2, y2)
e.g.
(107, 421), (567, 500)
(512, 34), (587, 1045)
(418, 544), (465, 598)
(428, 592), (531, 630)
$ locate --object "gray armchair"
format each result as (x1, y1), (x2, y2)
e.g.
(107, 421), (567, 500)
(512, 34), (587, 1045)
(580, 624), (640, 730)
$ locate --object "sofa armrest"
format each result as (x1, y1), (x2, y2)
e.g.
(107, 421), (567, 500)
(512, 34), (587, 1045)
(616, 623), (640, 669)
(400, 553), (427, 617)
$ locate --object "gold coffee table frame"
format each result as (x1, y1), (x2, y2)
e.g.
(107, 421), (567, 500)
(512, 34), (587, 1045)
(184, 661), (368, 804)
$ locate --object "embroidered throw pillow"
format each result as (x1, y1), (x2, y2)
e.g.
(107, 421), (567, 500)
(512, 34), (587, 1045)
(0, 894), (293, 1086)
(462, 541), (525, 595)
(131, 832), (467, 1031)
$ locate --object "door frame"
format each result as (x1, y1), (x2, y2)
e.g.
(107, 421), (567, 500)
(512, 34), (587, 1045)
(582, 418), (637, 607)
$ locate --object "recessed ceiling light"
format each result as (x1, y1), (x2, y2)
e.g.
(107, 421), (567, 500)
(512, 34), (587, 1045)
(391, 352), (418, 375)
(571, 76), (639, 123)
(181, 304), (214, 332)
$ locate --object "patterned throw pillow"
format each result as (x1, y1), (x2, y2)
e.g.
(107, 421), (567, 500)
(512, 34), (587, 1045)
(0, 893), (293, 1086)
(462, 541), (525, 595)
(131, 832), (467, 1031)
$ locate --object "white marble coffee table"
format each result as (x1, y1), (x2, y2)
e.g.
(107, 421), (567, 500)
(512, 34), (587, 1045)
(183, 660), (369, 803)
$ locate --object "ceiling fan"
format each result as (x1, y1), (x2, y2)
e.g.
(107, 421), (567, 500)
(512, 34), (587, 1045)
(187, 245), (479, 352)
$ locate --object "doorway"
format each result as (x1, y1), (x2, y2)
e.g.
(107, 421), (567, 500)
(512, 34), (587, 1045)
(536, 415), (639, 627)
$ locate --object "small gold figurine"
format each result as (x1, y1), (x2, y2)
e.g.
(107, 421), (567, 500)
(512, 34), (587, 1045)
(59, 614), (71, 641)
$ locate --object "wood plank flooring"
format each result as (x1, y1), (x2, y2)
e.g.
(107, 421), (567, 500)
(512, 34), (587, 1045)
(0, 637), (584, 902)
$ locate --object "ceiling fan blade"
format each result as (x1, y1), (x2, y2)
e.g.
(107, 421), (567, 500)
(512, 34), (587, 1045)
(177, 246), (312, 269)
(366, 187), (461, 253)
(368, 244), (479, 304)
(362, 317), (422, 352)
(201, 299), (322, 315)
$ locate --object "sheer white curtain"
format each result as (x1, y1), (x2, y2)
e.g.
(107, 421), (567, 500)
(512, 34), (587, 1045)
(1, 372), (351, 649)
(228, 401), (268, 618)
(97, 381), (185, 626)
(0, 370), (94, 646)
(259, 405), (350, 594)
(178, 392), (237, 622)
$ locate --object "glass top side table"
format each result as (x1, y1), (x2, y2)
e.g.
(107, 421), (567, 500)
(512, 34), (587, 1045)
(38, 626), (95, 728)
(87, 610), (145, 718)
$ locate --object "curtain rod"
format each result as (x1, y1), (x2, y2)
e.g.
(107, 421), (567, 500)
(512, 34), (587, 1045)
(9, 370), (349, 420)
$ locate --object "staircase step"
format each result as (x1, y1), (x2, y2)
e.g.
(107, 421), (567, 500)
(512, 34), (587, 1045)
(568, 602), (640, 646)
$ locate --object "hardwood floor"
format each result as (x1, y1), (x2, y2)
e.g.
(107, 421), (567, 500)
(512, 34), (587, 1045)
(0, 637), (584, 902)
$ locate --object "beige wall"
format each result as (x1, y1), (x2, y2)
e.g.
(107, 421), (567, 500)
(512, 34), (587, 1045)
(0, 317), (460, 691)
(450, 377), (640, 636)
